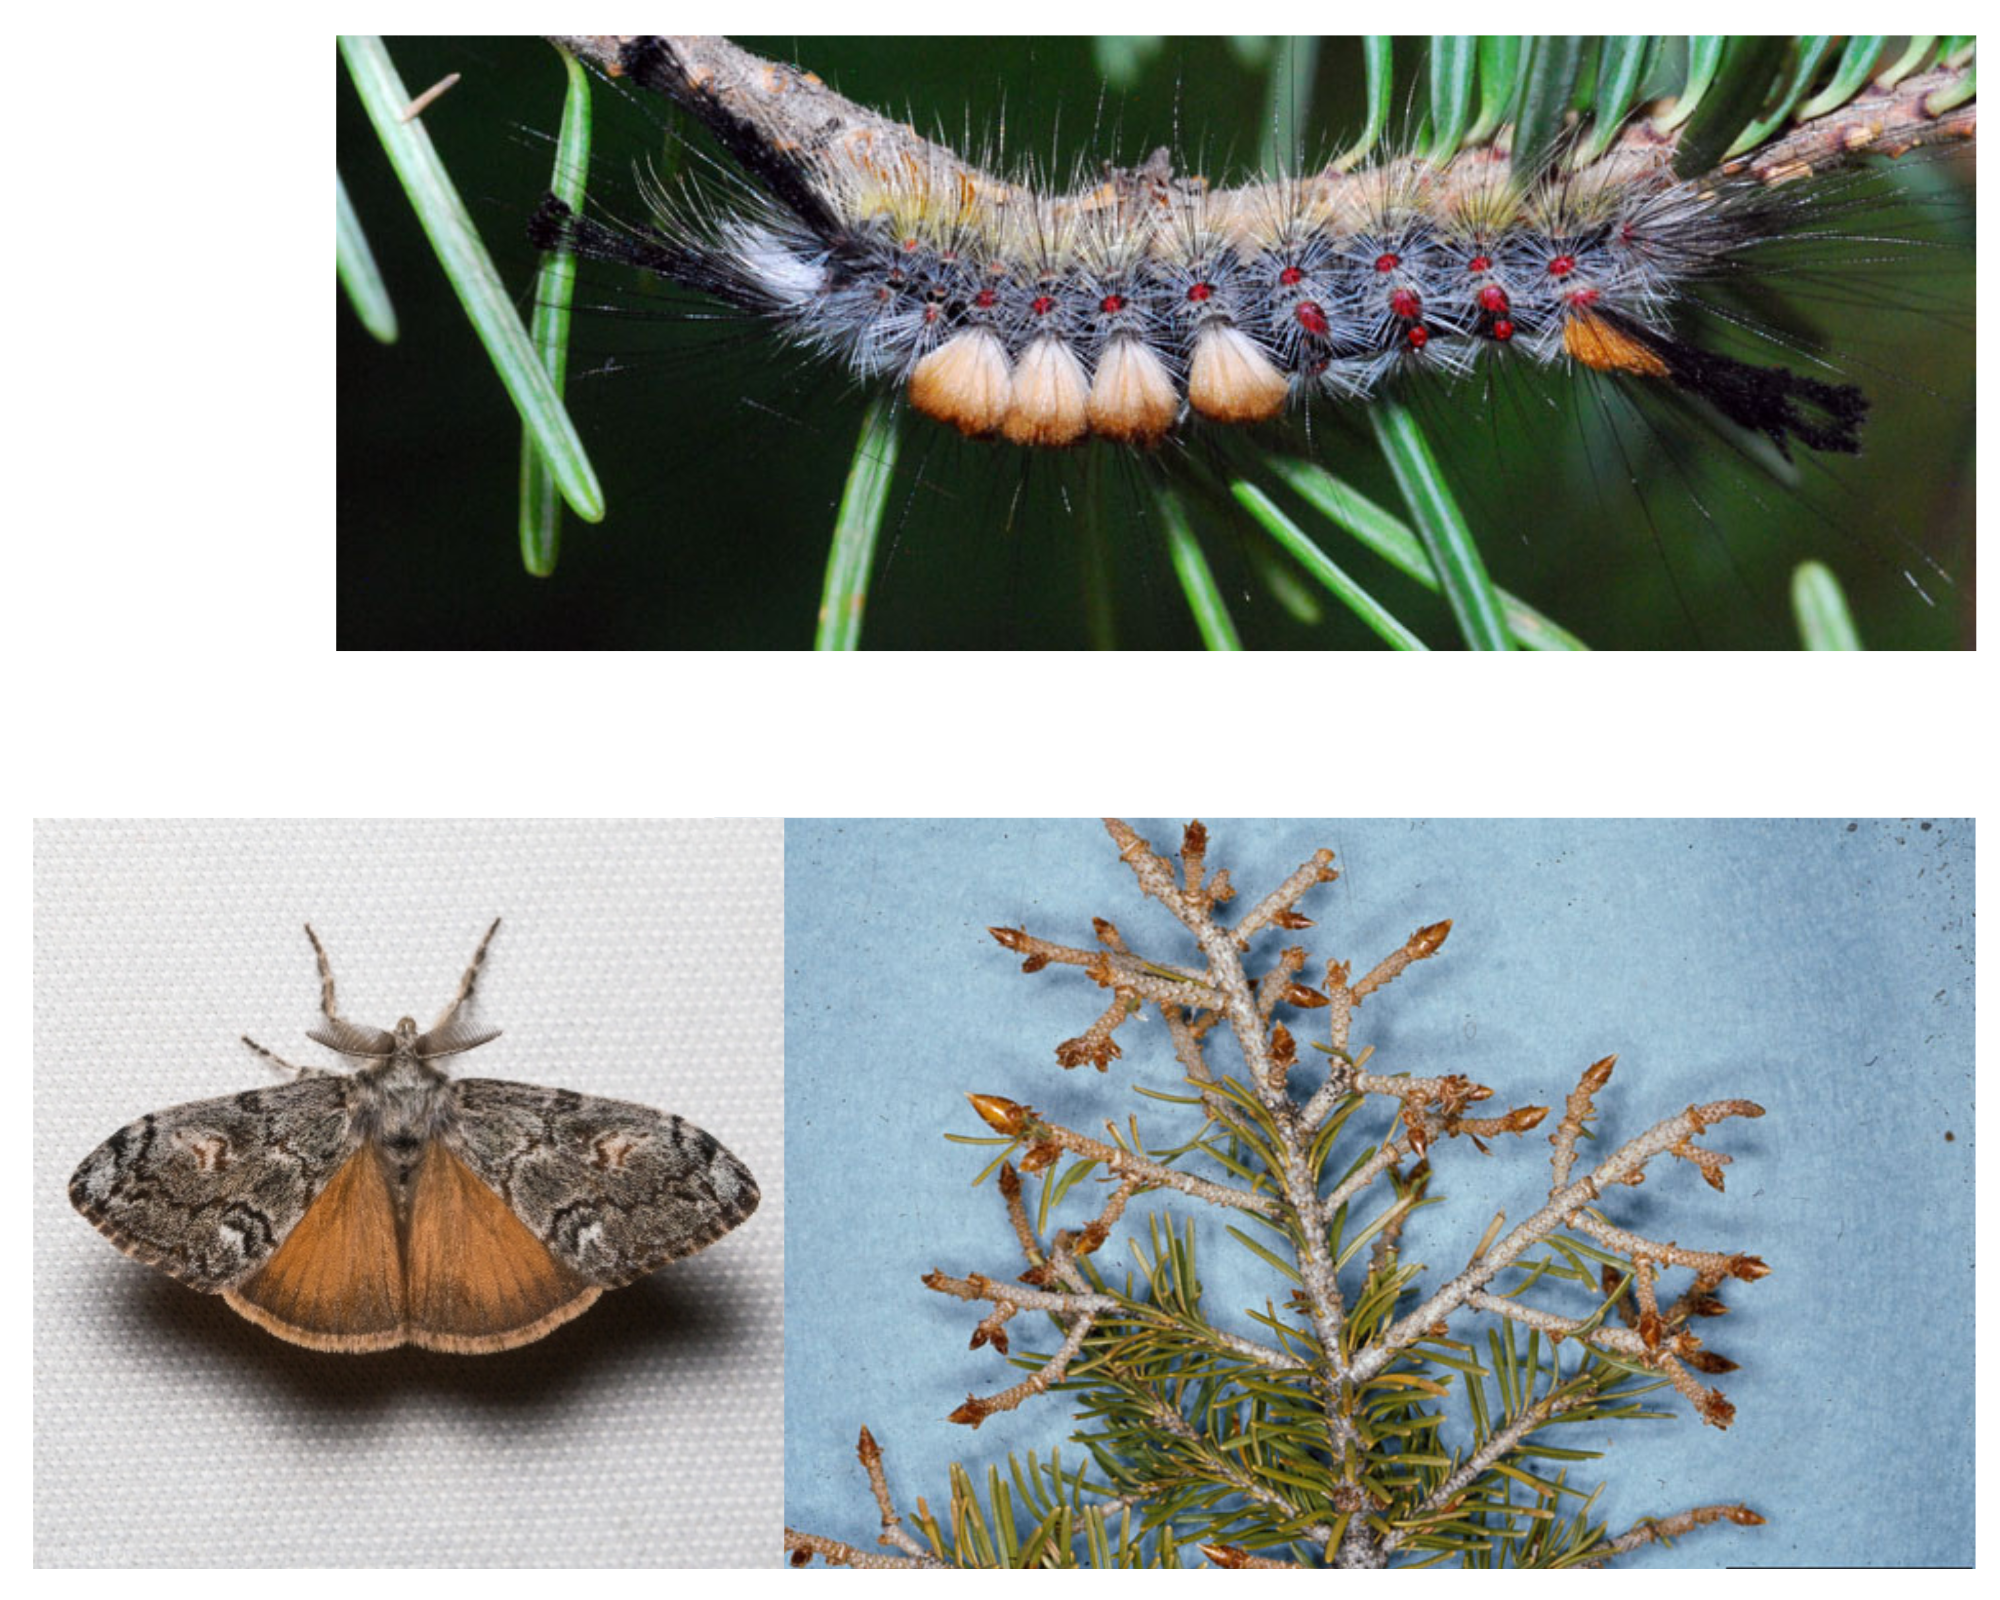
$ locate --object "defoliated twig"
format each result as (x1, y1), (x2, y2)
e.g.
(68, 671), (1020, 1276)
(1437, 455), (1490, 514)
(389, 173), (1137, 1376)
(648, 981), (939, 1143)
(965, 1094), (1279, 1216)
(782, 1529), (930, 1568)
(783, 1429), (948, 1567)
(1358, 1093), (1765, 1384)
(924, 1271), (1298, 1374)
(1587, 1503), (1766, 1563)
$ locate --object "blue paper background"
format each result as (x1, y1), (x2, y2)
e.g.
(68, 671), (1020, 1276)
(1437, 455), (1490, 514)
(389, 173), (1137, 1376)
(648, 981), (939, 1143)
(785, 819), (1973, 1567)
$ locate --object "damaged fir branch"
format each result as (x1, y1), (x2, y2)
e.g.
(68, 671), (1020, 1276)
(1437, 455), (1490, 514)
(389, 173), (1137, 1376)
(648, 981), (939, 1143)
(792, 820), (1769, 1568)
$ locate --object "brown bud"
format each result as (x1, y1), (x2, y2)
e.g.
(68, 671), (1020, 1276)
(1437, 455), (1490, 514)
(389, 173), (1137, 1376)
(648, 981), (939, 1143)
(1727, 1507), (1766, 1526)
(1091, 916), (1117, 942)
(989, 926), (1029, 950)
(857, 1425), (881, 1467)
(967, 1093), (1029, 1135)
(947, 1396), (991, 1428)
(1182, 819), (1208, 857)
(1273, 910), (1314, 930)
(1056, 1036), (1119, 1070)
(1685, 1293), (1730, 1317)
(1696, 1388), (1736, 1429)
(1018, 1140), (1061, 1174)
(1326, 960), (1351, 989)
(1283, 982), (1329, 1009)
(998, 1162), (1021, 1201)
(1583, 1054), (1617, 1092)
(970, 1320), (1011, 1356)
(1271, 1023), (1296, 1069)
(1313, 850), (1339, 883)
(1685, 1350), (1739, 1374)
(1020, 953), (1049, 973)
(1506, 1106), (1550, 1133)
(1727, 1254), (1771, 1282)
(1201, 1545), (1252, 1569)
(790, 1548), (812, 1566)
(1409, 920), (1452, 958)
(1638, 1310), (1663, 1350)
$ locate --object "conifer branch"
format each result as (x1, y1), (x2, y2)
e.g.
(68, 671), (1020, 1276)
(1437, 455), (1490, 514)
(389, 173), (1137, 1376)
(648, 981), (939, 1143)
(795, 820), (1771, 1566)
(1589, 1503), (1766, 1563)
(784, 1428), (947, 1567)
(1360, 1089), (1765, 1397)
(964, 1094), (1279, 1215)
(1382, 1387), (1596, 1550)
(1103, 820), (1361, 1446)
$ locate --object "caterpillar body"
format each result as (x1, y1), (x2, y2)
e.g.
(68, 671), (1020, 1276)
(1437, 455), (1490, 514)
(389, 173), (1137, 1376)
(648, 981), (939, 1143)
(533, 35), (1971, 464)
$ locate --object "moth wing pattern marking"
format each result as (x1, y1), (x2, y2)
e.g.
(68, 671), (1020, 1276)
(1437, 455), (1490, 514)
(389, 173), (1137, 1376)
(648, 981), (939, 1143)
(448, 1079), (761, 1289)
(67, 1077), (359, 1294)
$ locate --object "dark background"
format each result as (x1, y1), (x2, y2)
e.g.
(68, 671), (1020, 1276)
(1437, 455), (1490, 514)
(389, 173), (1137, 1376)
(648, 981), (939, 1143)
(337, 38), (1974, 649)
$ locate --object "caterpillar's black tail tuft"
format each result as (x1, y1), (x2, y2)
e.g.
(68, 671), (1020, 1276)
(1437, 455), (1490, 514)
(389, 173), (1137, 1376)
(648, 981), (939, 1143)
(1628, 319), (1870, 458)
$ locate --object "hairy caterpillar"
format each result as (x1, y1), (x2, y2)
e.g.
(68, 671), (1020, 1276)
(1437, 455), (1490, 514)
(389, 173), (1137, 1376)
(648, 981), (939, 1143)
(337, 38), (1974, 648)
(536, 36), (1963, 460)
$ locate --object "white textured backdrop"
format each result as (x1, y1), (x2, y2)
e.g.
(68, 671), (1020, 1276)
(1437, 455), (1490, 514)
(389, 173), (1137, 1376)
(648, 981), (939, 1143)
(35, 819), (782, 1566)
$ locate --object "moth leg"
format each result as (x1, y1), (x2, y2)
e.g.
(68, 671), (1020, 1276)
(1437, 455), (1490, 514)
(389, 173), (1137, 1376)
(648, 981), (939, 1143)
(430, 917), (501, 1034)
(240, 1033), (339, 1080)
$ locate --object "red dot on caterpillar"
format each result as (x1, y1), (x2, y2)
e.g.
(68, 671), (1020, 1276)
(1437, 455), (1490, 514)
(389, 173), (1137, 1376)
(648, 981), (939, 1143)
(1187, 282), (1213, 302)
(1491, 318), (1515, 341)
(1478, 284), (1509, 313)
(974, 288), (997, 309)
(1101, 294), (1126, 314)
(1295, 302), (1330, 337)
(1405, 325), (1430, 350)
(1031, 295), (1056, 316)
(1375, 253), (1399, 272)
(1278, 265), (1304, 287)
(1389, 288), (1422, 320)
(1547, 254), (1577, 277)
(1467, 254), (1492, 273)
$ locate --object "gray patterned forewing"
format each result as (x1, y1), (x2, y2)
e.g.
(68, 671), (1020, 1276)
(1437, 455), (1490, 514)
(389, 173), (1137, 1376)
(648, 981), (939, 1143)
(68, 1078), (359, 1292)
(447, 1080), (759, 1288)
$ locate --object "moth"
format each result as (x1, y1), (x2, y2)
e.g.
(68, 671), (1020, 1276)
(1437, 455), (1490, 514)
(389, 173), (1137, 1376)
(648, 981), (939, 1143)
(69, 920), (759, 1353)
